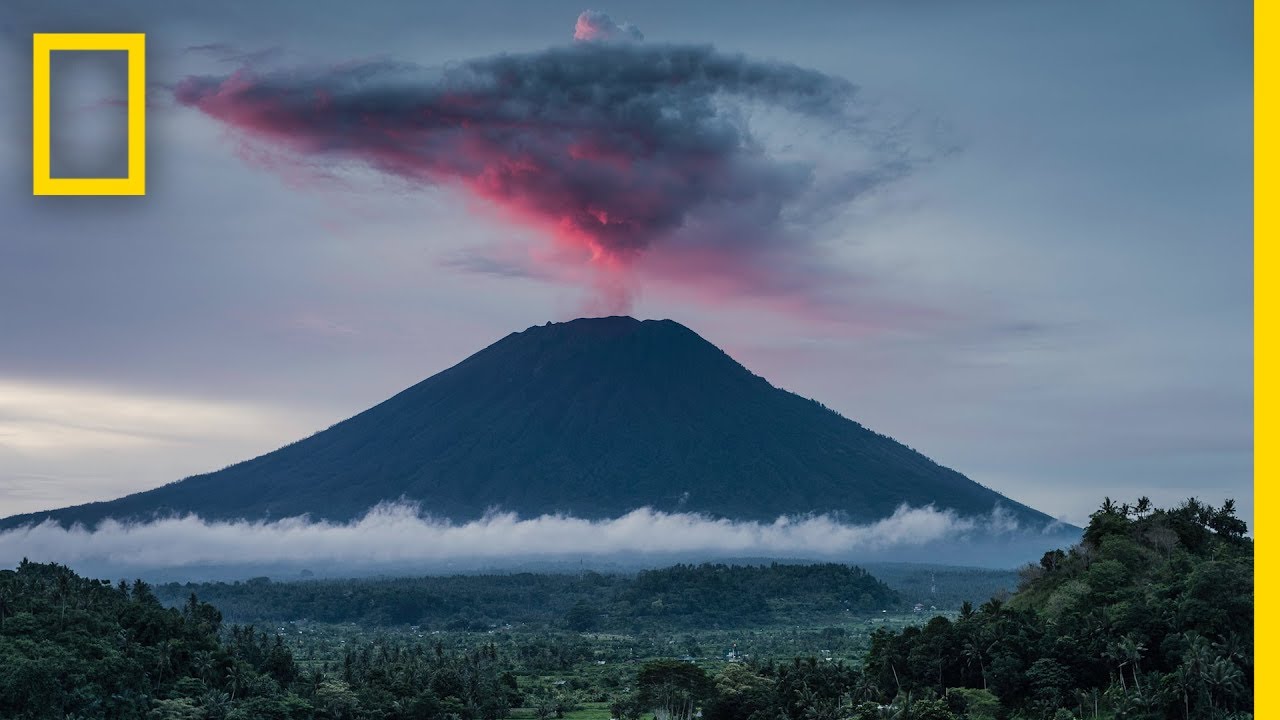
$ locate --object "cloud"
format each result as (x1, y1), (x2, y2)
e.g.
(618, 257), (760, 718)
(0, 502), (1014, 569)
(574, 10), (644, 43)
(184, 42), (284, 66)
(0, 379), (302, 453)
(172, 26), (914, 313)
(0, 379), (321, 517)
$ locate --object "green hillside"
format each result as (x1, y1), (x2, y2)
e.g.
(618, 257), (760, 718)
(862, 497), (1252, 719)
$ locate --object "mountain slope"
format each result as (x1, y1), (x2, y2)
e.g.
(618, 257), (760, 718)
(2, 316), (1058, 529)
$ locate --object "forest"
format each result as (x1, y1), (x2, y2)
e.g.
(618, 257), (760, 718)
(149, 563), (908, 632)
(862, 497), (1252, 719)
(0, 498), (1252, 719)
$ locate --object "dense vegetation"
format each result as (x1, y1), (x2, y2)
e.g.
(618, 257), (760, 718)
(863, 498), (1252, 718)
(0, 498), (1252, 719)
(0, 560), (296, 718)
(152, 563), (902, 631)
(1, 317), (1055, 530)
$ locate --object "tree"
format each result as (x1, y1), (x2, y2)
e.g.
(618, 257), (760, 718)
(226, 663), (254, 701)
(201, 691), (232, 720)
(946, 688), (999, 720)
(1204, 657), (1244, 711)
(147, 698), (202, 720)
(636, 660), (712, 720)
(565, 601), (601, 632)
(226, 695), (314, 720)
(1039, 550), (1066, 573)
(315, 678), (360, 719)
(534, 691), (558, 720)
(0, 584), (12, 630)
(906, 698), (957, 720)
(705, 663), (772, 720)
(1135, 496), (1152, 517)
(1025, 659), (1072, 718)
(960, 639), (987, 690)
(1118, 636), (1146, 691)
(1208, 500), (1247, 540)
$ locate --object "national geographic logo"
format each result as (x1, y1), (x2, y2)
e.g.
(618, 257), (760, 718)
(32, 33), (145, 196)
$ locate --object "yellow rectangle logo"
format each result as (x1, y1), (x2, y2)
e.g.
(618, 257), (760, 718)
(33, 33), (146, 196)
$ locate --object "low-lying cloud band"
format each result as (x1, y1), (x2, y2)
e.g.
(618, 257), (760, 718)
(1, 503), (1015, 569)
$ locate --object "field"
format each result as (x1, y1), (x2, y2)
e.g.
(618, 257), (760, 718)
(269, 610), (948, 696)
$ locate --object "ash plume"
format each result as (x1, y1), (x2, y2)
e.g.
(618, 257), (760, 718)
(174, 12), (915, 312)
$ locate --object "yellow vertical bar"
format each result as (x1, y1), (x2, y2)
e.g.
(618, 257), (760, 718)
(31, 35), (51, 193)
(126, 34), (145, 194)
(1256, 0), (1270, 716)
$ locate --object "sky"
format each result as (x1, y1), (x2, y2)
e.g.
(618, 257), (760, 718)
(0, 0), (1253, 529)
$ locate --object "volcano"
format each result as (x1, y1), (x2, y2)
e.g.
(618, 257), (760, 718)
(1, 317), (1059, 531)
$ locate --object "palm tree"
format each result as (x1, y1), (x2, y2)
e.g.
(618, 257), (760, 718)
(201, 691), (232, 720)
(1119, 636), (1146, 691)
(800, 687), (841, 720)
(1135, 496), (1152, 517)
(226, 663), (253, 700)
(1181, 633), (1213, 680)
(852, 673), (881, 704)
(1103, 643), (1127, 692)
(191, 650), (214, 686)
(307, 669), (329, 694)
(1169, 666), (1193, 720)
(55, 571), (71, 629)
(960, 639), (987, 690)
(0, 584), (13, 630)
(1177, 634), (1215, 715)
(1213, 632), (1248, 666)
(1204, 657), (1243, 712)
(153, 639), (181, 689)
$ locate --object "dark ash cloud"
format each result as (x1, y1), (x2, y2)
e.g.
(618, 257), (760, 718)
(173, 19), (914, 312)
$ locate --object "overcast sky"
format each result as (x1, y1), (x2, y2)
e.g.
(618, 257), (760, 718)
(0, 0), (1252, 528)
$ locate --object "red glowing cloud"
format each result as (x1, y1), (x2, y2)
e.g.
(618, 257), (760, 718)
(174, 18), (911, 312)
